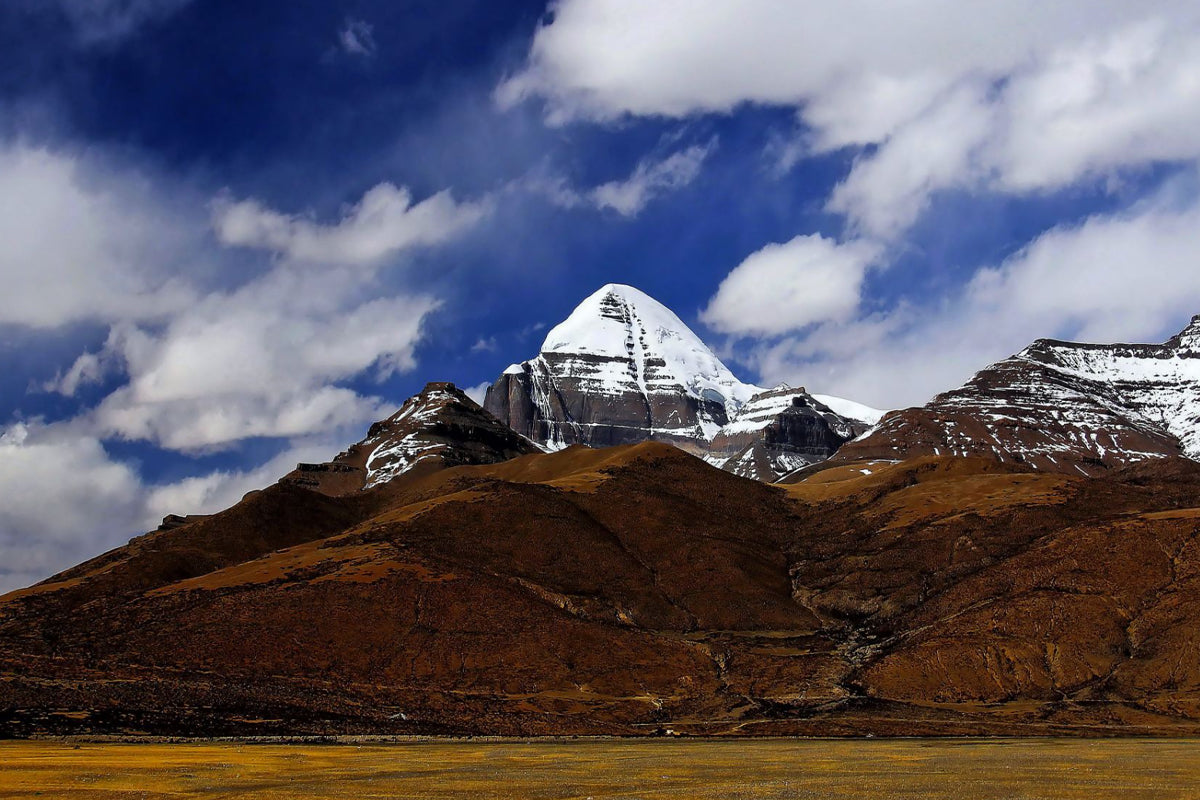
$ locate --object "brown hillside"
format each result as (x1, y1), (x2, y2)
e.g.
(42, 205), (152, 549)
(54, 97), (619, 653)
(3, 444), (1200, 737)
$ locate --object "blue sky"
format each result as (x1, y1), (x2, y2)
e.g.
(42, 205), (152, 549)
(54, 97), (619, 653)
(3, 0), (1200, 592)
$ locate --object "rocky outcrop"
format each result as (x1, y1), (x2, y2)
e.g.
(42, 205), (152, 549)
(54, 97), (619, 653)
(282, 382), (541, 494)
(830, 316), (1200, 475)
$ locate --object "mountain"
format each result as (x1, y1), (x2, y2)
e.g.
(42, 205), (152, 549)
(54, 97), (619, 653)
(280, 381), (541, 495)
(827, 317), (1200, 476)
(12, 297), (1200, 738)
(484, 283), (879, 477)
(484, 284), (760, 450)
(6, 428), (1200, 737)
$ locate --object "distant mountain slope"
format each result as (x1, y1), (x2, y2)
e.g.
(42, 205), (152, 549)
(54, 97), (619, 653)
(830, 316), (1200, 475)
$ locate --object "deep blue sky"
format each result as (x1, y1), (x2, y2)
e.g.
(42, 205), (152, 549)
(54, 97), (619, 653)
(2, 0), (1199, 591)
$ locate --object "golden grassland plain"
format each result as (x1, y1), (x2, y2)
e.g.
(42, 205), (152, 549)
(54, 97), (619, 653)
(1, 739), (1200, 799)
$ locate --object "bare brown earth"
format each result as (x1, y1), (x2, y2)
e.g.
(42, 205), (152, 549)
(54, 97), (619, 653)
(3, 444), (1200, 737)
(4, 739), (1200, 799)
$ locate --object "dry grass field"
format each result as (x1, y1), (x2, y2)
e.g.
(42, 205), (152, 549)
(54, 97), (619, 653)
(1, 738), (1199, 799)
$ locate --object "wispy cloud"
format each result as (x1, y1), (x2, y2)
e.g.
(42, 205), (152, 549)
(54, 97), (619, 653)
(470, 336), (498, 353)
(529, 140), (716, 217)
(15, 0), (194, 46)
(338, 17), (377, 57)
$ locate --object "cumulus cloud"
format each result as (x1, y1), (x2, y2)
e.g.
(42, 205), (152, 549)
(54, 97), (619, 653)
(826, 82), (995, 239)
(0, 421), (343, 596)
(0, 139), (487, 591)
(462, 381), (491, 405)
(338, 17), (376, 56)
(83, 270), (440, 451)
(499, 1), (1186, 120)
(4, 151), (460, 452)
(831, 20), (1200, 238)
(0, 144), (201, 328)
(504, 1), (1200, 237)
(141, 438), (343, 523)
(213, 182), (490, 266)
(748, 185), (1200, 409)
(0, 423), (143, 595)
(701, 235), (880, 336)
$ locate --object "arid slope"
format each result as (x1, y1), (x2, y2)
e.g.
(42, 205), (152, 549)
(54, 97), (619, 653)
(3, 444), (1200, 736)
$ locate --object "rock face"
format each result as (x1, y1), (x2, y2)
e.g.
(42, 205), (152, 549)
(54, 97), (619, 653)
(485, 284), (881, 476)
(282, 382), (541, 494)
(830, 317), (1200, 476)
(707, 386), (875, 481)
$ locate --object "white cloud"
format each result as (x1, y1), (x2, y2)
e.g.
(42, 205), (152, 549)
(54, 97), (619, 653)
(499, 1), (1189, 122)
(701, 235), (880, 337)
(749, 185), (1200, 409)
(0, 423), (143, 595)
(831, 20), (1200, 238)
(84, 269), (440, 451)
(0, 139), (489, 592)
(0, 144), (201, 329)
(470, 336), (498, 354)
(827, 82), (995, 239)
(0, 420), (344, 596)
(338, 17), (376, 56)
(213, 182), (490, 266)
(141, 439), (342, 523)
(43, 352), (109, 397)
(462, 381), (491, 405)
(504, 2), (1200, 238)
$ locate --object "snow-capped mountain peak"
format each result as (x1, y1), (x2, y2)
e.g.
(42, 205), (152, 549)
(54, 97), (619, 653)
(538, 283), (758, 415)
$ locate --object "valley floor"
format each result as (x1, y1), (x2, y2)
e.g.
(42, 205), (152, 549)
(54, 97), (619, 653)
(1, 738), (1198, 799)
